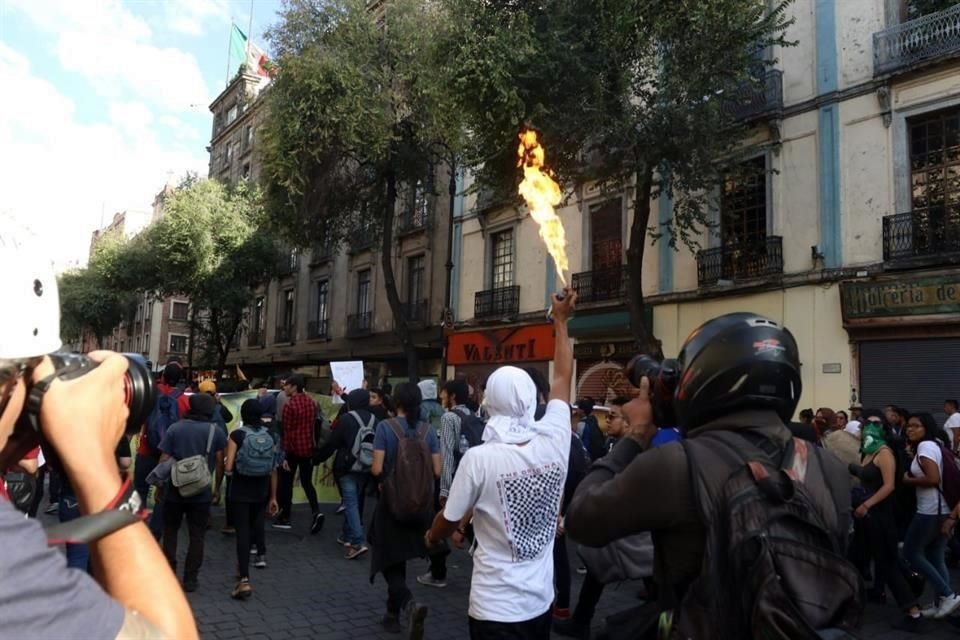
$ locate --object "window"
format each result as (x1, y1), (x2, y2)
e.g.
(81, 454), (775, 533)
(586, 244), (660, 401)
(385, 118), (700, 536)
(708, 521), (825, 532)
(143, 334), (150, 353)
(590, 199), (623, 270)
(720, 156), (767, 246)
(490, 229), (514, 289)
(135, 336), (141, 352)
(252, 296), (265, 334)
(243, 125), (254, 149)
(225, 142), (234, 166)
(241, 162), (251, 179)
(279, 289), (295, 329)
(119, 340), (125, 352)
(407, 255), (425, 302)
(226, 104), (238, 124)
(315, 280), (329, 322)
(171, 301), (190, 321)
(909, 107), (960, 220)
(409, 179), (429, 227)
(169, 334), (188, 354)
(144, 299), (152, 321)
(135, 304), (142, 322)
(357, 269), (371, 314)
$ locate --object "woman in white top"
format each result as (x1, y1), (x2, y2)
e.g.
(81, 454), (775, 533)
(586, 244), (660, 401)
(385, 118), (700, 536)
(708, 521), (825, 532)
(902, 412), (960, 619)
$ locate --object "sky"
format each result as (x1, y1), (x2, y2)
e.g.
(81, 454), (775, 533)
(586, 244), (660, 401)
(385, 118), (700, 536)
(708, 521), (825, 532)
(0, 0), (284, 270)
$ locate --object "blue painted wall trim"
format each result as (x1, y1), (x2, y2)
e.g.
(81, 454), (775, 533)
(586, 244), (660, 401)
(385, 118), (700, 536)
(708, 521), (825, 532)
(818, 106), (842, 268)
(449, 168), (465, 317)
(657, 194), (673, 294)
(815, 0), (838, 95)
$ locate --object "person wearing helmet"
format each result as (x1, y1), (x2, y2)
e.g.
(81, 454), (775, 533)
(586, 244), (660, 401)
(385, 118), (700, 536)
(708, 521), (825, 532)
(565, 313), (854, 638)
(0, 228), (197, 639)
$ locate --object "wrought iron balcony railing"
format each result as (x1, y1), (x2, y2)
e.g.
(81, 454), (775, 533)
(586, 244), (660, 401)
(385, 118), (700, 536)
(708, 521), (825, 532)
(307, 319), (329, 339)
(399, 300), (429, 326)
(350, 227), (376, 252)
(274, 325), (294, 344)
(309, 243), (334, 265)
(247, 330), (264, 348)
(696, 236), (784, 287)
(276, 252), (299, 276)
(347, 312), (373, 337)
(883, 207), (960, 262)
(874, 3), (960, 76)
(572, 266), (628, 304)
(397, 208), (431, 235)
(721, 70), (784, 122)
(474, 285), (520, 319)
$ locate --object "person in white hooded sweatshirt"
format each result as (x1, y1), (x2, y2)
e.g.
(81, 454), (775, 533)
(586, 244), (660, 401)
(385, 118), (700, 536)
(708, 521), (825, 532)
(425, 289), (576, 639)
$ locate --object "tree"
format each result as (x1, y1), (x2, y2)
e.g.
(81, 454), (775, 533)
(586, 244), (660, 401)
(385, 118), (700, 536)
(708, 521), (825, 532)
(111, 179), (280, 377)
(450, 0), (793, 354)
(59, 234), (137, 348)
(261, 0), (462, 382)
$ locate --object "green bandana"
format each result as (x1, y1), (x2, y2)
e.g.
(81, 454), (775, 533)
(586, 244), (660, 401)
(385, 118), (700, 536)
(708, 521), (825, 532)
(860, 421), (886, 456)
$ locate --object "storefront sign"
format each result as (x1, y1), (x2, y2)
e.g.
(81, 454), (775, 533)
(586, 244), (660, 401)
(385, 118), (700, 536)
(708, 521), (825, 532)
(841, 275), (960, 321)
(447, 324), (555, 365)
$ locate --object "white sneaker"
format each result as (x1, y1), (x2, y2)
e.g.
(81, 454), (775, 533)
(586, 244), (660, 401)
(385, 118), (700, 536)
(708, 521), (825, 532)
(935, 593), (960, 619)
(920, 600), (940, 618)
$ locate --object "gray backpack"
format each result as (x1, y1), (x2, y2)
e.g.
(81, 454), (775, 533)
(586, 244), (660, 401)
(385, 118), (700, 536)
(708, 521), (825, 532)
(347, 411), (376, 473)
(171, 424), (216, 498)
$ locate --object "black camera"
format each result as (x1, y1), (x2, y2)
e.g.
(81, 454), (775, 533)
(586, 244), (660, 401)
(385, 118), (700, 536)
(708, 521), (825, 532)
(624, 354), (679, 428)
(46, 352), (157, 435)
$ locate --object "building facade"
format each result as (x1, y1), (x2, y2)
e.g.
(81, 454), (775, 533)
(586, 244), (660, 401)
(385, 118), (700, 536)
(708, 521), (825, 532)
(451, 0), (960, 423)
(210, 70), (453, 387)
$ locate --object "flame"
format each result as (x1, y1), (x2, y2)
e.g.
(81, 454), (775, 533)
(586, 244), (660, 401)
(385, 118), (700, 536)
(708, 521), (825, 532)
(517, 129), (568, 286)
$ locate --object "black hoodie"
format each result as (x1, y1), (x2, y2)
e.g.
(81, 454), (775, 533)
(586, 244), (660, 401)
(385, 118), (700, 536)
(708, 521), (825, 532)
(314, 389), (374, 477)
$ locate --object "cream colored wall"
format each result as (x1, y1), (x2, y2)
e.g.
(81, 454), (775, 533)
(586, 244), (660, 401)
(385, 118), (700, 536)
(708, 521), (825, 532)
(778, 111), (821, 274)
(836, 0), (885, 90)
(653, 284), (851, 418)
(893, 64), (960, 109)
(780, 0), (816, 106)
(839, 93), (890, 266)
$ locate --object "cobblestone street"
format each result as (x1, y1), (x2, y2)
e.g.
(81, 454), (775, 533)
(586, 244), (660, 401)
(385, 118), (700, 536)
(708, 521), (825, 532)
(154, 503), (960, 640)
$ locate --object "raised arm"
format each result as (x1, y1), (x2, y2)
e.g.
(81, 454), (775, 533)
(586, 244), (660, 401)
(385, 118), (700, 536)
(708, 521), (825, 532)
(549, 288), (576, 404)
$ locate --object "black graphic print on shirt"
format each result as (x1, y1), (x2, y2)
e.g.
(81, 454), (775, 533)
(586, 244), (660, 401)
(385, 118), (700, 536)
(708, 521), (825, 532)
(496, 462), (565, 562)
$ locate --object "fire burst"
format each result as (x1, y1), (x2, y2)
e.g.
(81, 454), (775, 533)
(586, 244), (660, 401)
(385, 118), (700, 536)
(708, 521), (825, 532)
(517, 129), (568, 286)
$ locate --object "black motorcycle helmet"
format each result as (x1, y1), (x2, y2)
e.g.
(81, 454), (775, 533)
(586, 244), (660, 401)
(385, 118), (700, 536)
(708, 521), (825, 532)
(673, 312), (802, 433)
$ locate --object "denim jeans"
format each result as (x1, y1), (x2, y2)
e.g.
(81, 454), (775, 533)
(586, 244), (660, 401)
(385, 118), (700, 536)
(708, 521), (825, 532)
(903, 513), (953, 598)
(340, 472), (367, 546)
(58, 496), (90, 572)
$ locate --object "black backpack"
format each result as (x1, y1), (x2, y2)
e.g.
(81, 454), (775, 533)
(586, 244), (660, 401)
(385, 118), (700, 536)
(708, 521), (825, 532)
(452, 408), (485, 472)
(676, 430), (863, 640)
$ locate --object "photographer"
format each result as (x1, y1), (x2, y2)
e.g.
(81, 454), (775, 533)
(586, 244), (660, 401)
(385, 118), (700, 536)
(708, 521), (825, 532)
(0, 234), (197, 639)
(565, 313), (857, 639)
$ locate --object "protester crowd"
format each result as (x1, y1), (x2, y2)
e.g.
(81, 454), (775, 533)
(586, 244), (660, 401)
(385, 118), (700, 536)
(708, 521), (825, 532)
(3, 258), (960, 640)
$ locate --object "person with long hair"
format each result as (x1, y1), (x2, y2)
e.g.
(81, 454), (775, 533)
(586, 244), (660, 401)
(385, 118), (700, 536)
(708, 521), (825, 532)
(850, 409), (922, 631)
(369, 382), (441, 638)
(903, 412), (960, 619)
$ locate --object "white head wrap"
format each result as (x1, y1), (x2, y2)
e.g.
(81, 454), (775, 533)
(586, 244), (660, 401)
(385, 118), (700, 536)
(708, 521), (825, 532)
(482, 366), (540, 444)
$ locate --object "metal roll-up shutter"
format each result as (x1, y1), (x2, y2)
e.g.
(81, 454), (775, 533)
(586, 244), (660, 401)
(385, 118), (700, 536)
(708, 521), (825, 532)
(859, 339), (960, 425)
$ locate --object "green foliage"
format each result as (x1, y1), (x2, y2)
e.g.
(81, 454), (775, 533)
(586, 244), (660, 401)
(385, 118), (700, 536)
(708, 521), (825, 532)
(908, 0), (959, 19)
(449, 0), (794, 349)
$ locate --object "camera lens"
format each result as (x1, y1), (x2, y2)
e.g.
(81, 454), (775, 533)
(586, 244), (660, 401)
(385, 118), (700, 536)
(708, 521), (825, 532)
(120, 353), (156, 435)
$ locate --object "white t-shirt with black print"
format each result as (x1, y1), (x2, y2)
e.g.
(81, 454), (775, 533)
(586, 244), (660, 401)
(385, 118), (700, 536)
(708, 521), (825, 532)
(443, 399), (570, 623)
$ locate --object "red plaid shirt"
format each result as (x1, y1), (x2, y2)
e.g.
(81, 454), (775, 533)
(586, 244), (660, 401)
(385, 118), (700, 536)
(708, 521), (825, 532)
(282, 392), (316, 458)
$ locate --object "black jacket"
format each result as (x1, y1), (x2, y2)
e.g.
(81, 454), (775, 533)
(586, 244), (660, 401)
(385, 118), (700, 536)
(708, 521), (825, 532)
(314, 409), (373, 478)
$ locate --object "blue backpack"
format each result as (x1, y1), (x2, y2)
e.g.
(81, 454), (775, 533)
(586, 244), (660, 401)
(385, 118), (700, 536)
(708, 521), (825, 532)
(145, 390), (181, 456)
(235, 426), (276, 477)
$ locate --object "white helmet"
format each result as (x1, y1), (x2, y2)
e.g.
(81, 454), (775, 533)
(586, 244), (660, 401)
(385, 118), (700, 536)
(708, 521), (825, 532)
(0, 223), (62, 359)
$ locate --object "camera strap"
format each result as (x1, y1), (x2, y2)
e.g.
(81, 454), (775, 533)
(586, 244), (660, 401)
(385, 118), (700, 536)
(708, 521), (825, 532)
(45, 478), (147, 546)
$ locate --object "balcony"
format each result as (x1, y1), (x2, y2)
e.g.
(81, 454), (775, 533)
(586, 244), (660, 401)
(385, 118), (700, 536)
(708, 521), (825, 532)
(397, 208), (431, 235)
(247, 330), (264, 348)
(347, 312), (373, 337)
(399, 299), (430, 327)
(274, 325), (294, 344)
(276, 252), (299, 277)
(883, 208), (960, 265)
(721, 70), (784, 122)
(474, 285), (520, 319)
(572, 266), (628, 304)
(874, 4), (960, 76)
(349, 226), (376, 253)
(696, 236), (784, 287)
(309, 243), (335, 265)
(307, 319), (329, 340)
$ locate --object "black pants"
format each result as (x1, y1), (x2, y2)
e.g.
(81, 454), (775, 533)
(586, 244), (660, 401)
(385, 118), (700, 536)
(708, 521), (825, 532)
(133, 453), (158, 505)
(553, 535), (571, 609)
(383, 562), (412, 615)
(278, 454), (319, 520)
(573, 571), (606, 625)
(162, 499), (211, 581)
(865, 505), (917, 609)
(231, 500), (266, 579)
(223, 476), (234, 527)
(468, 610), (552, 639)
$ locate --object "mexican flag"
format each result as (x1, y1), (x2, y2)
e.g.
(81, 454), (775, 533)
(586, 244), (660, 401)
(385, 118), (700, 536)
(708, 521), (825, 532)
(230, 24), (273, 78)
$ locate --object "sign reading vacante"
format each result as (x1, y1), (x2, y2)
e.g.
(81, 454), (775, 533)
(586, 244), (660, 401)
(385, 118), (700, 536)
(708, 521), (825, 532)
(840, 275), (960, 321)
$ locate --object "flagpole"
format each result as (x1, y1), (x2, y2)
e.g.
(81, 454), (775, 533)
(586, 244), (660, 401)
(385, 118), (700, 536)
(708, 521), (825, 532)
(246, 0), (254, 62)
(225, 21), (234, 86)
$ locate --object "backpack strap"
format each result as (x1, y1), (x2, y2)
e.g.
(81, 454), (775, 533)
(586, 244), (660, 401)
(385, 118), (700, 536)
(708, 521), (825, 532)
(205, 423), (216, 456)
(386, 418), (405, 441)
